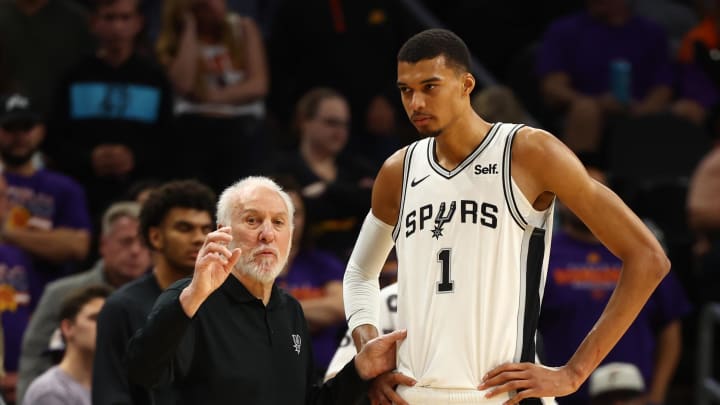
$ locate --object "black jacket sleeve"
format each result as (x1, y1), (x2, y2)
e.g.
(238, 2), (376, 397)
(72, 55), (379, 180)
(92, 295), (140, 405)
(126, 280), (193, 388)
(305, 350), (370, 404)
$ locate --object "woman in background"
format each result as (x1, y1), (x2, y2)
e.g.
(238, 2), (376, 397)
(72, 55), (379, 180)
(157, 0), (269, 193)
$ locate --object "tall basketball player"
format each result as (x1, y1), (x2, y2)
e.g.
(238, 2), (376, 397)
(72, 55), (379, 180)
(343, 28), (670, 405)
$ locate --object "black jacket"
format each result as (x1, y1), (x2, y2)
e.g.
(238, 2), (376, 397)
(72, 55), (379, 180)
(127, 277), (370, 404)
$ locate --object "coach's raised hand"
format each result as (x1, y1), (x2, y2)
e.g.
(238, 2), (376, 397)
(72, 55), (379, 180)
(179, 227), (242, 317)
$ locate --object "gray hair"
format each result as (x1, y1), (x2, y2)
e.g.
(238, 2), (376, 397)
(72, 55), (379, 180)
(216, 176), (295, 226)
(101, 201), (142, 235)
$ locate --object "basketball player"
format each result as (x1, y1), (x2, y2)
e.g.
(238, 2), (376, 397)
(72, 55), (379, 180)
(343, 28), (670, 405)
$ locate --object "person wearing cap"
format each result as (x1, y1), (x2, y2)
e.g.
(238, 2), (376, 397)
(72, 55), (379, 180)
(0, 92), (92, 401)
(589, 362), (646, 405)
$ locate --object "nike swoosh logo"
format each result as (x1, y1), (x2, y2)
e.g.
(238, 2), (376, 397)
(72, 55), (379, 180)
(411, 175), (430, 187)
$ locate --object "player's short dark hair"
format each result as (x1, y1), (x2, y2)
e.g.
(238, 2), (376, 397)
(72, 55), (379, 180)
(139, 179), (216, 249)
(58, 285), (112, 323)
(397, 28), (471, 73)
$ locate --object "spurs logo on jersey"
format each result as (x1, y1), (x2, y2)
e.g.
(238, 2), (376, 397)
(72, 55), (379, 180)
(404, 199), (498, 239)
(390, 123), (555, 397)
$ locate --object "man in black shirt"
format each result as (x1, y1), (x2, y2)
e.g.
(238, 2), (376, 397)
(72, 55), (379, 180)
(93, 180), (216, 405)
(47, 0), (173, 224)
(127, 176), (407, 404)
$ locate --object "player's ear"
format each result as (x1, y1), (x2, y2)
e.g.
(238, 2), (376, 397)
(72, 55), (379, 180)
(462, 73), (475, 96)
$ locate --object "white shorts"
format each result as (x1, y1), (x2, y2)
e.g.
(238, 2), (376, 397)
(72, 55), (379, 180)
(396, 386), (557, 405)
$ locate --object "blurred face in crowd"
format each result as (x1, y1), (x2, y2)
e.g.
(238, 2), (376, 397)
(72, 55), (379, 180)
(301, 97), (350, 156)
(288, 191), (305, 250)
(92, 0), (143, 50)
(149, 208), (213, 275)
(191, 0), (226, 30)
(62, 297), (105, 354)
(228, 186), (292, 285)
(397, 55), (474, 138)
(0, 120), (43, 167)
(100, 215), (151, 286)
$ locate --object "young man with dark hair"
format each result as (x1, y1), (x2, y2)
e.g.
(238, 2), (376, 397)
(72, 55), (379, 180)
(23, 285), (112, 405)
(92, 179), (216, 405)
(343, 28), (670, 404)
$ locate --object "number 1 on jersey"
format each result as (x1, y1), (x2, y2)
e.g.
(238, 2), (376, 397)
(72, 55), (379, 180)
(437, 248), (454, 293)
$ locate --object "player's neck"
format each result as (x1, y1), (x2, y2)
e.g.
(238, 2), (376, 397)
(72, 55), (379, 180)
(434, 113), (492, 169)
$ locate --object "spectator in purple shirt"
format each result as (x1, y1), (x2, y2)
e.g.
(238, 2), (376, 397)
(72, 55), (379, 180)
(538, 161), (691, 405)
(0, 93), (92, 402)
(0, 171), (34, 404)
(536, 0), (674, 153)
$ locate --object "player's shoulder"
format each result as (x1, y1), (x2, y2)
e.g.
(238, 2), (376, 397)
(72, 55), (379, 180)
(374, 145), (411, 189)
(380, 146), (410, 174)
(511, 125), (567, 162)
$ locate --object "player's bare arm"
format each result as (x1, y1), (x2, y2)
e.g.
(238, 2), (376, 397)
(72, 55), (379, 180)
(349, 147), (406, 352)
(371, 147), (407, 226)
(481, 127), (670, 404)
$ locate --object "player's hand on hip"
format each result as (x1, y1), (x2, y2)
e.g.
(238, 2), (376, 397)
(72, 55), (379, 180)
(478, 362), (578, 405)
(368, 370), (415, 405)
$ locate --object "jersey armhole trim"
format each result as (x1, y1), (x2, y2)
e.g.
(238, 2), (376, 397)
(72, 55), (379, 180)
(502, 124), (529, 230)
(392, 142), (417, 241)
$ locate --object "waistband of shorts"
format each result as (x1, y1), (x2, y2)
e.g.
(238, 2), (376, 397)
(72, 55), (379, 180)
(397, 386), (509, 404)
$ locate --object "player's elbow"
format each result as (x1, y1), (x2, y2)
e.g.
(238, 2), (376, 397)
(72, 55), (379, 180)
(645, 247), (671, 283)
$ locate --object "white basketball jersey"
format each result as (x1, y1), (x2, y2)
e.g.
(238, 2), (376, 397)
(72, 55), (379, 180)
(393, 123), (554, 393)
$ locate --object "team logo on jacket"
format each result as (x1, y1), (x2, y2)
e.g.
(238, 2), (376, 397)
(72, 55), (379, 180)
(292, 334), (302, 355)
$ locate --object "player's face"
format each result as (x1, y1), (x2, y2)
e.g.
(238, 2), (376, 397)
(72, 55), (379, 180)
(150, 208), (214, 275)
(229, 187), (292, 284)
(397, 56), (468, 137)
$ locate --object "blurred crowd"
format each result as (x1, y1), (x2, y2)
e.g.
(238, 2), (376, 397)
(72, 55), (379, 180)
(0, 0), (718, 404)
